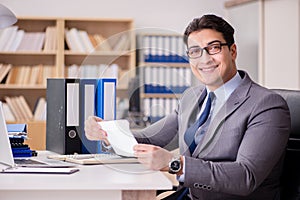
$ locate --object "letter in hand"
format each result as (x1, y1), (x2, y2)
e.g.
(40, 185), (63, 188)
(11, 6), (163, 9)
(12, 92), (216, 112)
(84, 116), (110, 145)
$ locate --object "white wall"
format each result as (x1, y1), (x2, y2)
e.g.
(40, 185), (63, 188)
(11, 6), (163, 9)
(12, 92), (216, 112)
(263, 0), (300, 89)
(0, 0), (227, 34)
(226, 1), (260, 82)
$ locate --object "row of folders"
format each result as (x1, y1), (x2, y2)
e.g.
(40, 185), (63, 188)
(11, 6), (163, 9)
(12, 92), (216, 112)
(0, 26), (56, 51)
(139, 35), (188, 63)
(141, 66), (192, 94)
(0, 26), (130, 52)
(65, 28), (131, 53)
(143, 98), (179, 123)
(3, 96), (46, 122)
(0, 63), (119, 85)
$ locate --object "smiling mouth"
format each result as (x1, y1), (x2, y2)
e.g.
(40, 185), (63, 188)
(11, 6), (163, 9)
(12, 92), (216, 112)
(198, 65), (218, 72)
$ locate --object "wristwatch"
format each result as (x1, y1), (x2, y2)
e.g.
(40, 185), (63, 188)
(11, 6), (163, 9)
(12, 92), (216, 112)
(168, 156), (182, 174)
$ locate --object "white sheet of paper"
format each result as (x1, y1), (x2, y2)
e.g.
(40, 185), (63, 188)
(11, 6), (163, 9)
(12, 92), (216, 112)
(98, 120), (138, 157)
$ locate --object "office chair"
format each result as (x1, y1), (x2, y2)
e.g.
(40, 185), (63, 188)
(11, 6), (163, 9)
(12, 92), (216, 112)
(272, 89), (300, 200)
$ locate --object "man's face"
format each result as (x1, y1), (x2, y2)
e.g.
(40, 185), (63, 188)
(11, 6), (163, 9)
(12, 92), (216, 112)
(187, 29), (237, 91)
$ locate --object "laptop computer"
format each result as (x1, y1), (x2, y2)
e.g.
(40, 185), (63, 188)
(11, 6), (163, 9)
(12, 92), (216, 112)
(0, 102), (78, 173)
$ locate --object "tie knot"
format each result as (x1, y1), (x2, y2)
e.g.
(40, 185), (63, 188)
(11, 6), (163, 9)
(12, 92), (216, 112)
(208, 91), (215, 101)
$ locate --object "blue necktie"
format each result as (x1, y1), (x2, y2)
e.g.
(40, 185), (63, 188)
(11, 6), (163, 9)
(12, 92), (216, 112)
(184, 92), (213, 154)
(177, 92), (214, 200)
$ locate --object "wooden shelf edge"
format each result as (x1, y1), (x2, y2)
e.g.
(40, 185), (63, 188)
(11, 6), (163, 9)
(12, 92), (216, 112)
(0, 51), (56, 55)
(139, 62), (190, 67)
(141, 93), (182, 99)
(224, 0), (257, 8)
(0, 85), (46, 89)
(64, 51), (132, 56)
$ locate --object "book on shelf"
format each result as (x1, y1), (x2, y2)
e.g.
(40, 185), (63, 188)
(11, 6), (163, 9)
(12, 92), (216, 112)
(0, 64), (12, 83)
(67, 64), (118, 80)
(33, 97), (47, 121)
(17, 32), (46, 51)
(2, 102), (15, 121)
(138, 34), (188, 63)
(18, 96), (33, 120)
(88, 34), (98, 48)
(65, 28), (131, 53)
(65, 28), (86, 52)
(143, 98), (178, 123)
(112, 33), (130, 51)
(142, 66), (191, 94)
(11, 96), (28, 121)
(2, 26), (18, 51)
(78, 30), (94, 53)
(3, 96), (34, 121)
(28, 65), (41, 85)
(43, 26), (57, 51)
(3, 95), (46, 122)
(3, 65), (54, 86)
(9, 30), (25, 52)
(0, 25), (57, 52)
(93, 34), (112, 51)
(0, 26), (18, 51)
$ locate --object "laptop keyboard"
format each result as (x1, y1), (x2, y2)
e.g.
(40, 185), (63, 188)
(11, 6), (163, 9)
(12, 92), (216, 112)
(14, 159), (46, 165)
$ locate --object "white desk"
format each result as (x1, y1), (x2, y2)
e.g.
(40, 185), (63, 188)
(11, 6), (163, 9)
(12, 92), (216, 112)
(0, 151), (172, 200)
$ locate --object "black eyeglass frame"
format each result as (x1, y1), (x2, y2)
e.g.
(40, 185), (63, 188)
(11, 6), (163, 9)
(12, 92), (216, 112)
(186, 40), (229, 59)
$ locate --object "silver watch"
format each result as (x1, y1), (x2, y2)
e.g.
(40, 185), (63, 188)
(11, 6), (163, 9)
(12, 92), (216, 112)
(168, 156), (181, 174)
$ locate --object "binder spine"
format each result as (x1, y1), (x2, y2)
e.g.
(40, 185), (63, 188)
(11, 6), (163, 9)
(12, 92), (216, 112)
(96, 78), (116, 121)
(46, 78), (81, 155)
(80, 79), (102, 154)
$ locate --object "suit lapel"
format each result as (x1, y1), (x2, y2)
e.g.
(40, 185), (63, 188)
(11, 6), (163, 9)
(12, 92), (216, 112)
(192, 71), (253, 157)
(193, 92), (249, 157)
(182, 88), (207, 157)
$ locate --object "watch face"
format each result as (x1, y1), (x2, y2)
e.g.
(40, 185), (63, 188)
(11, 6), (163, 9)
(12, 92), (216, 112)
(171, 160), (181, 171)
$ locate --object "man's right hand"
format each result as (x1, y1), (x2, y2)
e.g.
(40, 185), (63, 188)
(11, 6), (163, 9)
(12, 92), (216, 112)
(84, 116), (110, 145)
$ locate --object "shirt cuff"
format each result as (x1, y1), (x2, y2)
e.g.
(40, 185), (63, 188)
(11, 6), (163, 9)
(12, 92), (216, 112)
(177, 156), (185, 182)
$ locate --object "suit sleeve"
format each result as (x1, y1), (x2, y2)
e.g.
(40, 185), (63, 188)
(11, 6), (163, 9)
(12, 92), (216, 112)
(132, 109), (179, 149)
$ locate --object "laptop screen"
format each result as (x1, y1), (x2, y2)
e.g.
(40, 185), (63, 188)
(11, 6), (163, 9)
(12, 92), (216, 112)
(0, 101), (15, 167)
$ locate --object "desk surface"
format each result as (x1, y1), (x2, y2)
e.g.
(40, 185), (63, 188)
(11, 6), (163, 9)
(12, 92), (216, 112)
(0, 151), (172, 190)
(0, 151), (172, 200)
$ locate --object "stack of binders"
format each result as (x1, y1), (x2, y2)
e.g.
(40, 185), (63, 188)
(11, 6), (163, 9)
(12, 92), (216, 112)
(7, 124), (37, 157)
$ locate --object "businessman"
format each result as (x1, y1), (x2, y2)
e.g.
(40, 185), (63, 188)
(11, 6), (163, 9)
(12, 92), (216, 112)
(85, 14), (291, 199)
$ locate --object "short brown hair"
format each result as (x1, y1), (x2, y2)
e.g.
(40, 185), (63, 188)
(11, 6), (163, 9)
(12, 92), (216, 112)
(183, 14), (235, 47)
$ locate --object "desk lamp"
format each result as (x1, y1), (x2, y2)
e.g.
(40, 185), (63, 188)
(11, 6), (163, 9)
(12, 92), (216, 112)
(0, 4), (17, 29)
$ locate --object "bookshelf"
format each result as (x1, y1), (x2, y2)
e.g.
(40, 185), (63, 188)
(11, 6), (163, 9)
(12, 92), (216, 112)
(137, 34), (191, 123)
(0, 17), (136, 149)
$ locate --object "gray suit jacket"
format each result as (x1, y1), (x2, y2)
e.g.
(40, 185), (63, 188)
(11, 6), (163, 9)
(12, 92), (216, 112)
(134, 70), (291, 200)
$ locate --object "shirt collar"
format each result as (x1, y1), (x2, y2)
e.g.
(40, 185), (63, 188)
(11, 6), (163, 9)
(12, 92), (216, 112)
(206, 72), (242, 102)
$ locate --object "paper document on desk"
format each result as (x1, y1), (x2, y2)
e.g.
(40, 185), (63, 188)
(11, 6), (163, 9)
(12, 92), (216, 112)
(98, 120), (138, 157)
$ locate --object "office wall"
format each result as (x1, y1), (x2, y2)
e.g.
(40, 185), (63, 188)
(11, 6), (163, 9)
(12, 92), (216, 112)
(263, 0), (300, 89)
(0, 0), (227, 34)
(226, 1), (259, 82)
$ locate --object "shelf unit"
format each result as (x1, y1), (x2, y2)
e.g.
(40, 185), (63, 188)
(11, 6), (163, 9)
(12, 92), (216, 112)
(0, 17), (136, 149)
(137, 33), (191, 123)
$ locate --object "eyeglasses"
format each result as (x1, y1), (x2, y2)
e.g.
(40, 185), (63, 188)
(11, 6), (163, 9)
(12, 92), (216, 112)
(186, 41), (228, 59)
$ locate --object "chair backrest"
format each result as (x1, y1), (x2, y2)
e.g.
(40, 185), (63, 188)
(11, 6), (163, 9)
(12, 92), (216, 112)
(272, 89), (300, 200)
